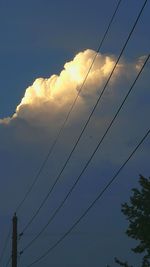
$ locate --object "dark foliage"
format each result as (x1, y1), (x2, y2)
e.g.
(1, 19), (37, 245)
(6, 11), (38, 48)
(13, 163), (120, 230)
(115, 257), (133, 267)
(115, 175), (150, 267)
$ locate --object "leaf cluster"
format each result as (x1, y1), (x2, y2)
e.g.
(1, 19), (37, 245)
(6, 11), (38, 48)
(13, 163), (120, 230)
(116, 175), (150, 267)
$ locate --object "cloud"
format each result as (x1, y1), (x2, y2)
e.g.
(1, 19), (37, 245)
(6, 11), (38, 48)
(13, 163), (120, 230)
(0, 49), (124, 127)
(0, 49), (149, 213)
(0, 48), (146, 153)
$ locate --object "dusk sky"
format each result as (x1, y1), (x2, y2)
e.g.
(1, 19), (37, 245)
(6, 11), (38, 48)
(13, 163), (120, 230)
(0, 1), (150, 267)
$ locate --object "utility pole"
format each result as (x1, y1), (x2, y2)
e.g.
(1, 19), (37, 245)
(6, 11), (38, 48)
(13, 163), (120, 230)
(12, 213), (18, 267)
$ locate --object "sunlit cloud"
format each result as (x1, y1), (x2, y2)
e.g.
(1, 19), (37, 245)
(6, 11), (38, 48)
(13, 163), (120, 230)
(0, 49), (124, 126)
(0, 49), (149, 206)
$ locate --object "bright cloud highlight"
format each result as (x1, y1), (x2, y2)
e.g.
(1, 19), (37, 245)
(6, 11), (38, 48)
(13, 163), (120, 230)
(0, 49), (122, 126)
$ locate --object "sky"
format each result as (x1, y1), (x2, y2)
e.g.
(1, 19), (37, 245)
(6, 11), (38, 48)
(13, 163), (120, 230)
(0, 0), (150, 267)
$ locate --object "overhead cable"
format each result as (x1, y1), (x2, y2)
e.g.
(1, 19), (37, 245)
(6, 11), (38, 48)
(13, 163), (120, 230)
(26, 126), (150, 266)
(20, 53), (150, 253)
(20, 0), (147, 235)
(15, 0), (122, 214)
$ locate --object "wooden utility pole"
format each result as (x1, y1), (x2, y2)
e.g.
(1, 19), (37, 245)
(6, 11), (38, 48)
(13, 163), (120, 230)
(12, 213), (18, 267)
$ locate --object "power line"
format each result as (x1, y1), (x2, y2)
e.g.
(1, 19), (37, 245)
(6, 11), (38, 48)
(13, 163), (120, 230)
(1, 0), (122, 262)
(14, 0), (122, 214)
(26, 127), (150, 267)
(20, 0), (147, 235)
(20, 54), (150, 253)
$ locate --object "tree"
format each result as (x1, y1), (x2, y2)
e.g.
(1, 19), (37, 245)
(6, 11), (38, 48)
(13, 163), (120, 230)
(115, 175), (150, 267)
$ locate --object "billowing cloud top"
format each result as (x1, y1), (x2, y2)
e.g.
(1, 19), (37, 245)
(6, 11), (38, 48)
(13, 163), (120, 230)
(0, 49), (149, 213)
(0, 49), (123, 126)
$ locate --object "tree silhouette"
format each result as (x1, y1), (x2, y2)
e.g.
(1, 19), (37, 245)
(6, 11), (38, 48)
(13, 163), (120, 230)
(115, 175), (150, 267)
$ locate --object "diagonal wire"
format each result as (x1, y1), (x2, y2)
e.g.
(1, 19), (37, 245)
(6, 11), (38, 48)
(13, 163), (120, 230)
(26, 128), (150, 267)
(15, 0), (122, 214)
(20, 54), (150, 253)
(20, 0), (148, 235)
(1, 0), (122, 262)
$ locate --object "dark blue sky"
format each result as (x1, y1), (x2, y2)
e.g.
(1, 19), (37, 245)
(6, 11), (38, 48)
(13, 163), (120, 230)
(0, 0), (149, 117)
(0, 1), (150, 267)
